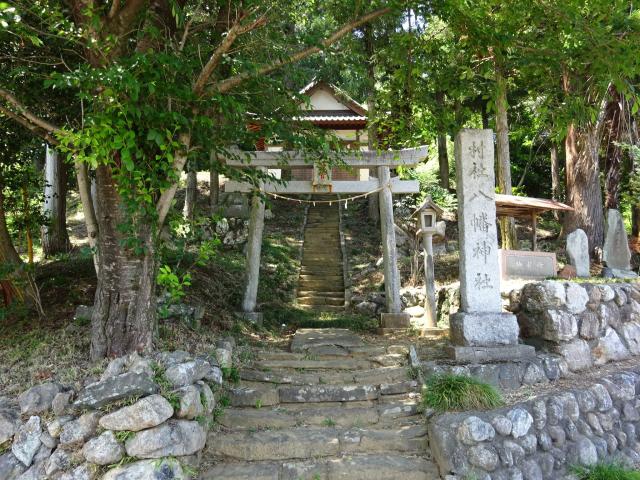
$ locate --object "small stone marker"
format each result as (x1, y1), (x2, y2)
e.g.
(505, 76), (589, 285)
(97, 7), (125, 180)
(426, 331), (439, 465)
(448, 130), (534, 362)
(499, 250), (557, 280)
(603, 209), (633, 273)
(566, 229), (590, 277)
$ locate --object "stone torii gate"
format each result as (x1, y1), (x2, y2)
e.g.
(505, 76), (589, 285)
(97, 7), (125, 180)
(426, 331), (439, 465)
(225, 146), (427, 329)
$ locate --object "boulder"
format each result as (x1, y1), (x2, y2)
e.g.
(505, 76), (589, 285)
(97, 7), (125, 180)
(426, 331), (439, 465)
(578, 312), (603, 340)
(551, 340), (592, 371)
(576, 436), (598, 466)
(164, 359), (212, 387)
(82, 431), (125, 466)
(176, 385), (204, 420)
(619, 322), (640, 354)
(468, 445), (499, 471)
(215, 348), (232, 369)
(51, 392), (72, 417)
(99, 394), (173, 432)
(491, 416), (512, 436)
(102, 458), (186, 480)
(74, 372), (158, 409)
(46, 415), (73, 438)
(507, 409), (533, 439)
(597, 285), (616, 302)
(58, 463), (94, 480)
(566, 229), (590, 277)
(199, 382), (215, 415)
(592, 328), (631, 365)
(603, 209), (632, 270)
(542, 309), (577, 342)
(0, 408), (19, 445)
(59, 412), (101, 448)
(565, 283), (589, 314)
(18, 383), (62, 416)
(45, 448), (71, 476)
(125, 420), (206, 459)
(11, 416), (41, 467)
(456, 416), (495, 445)
(0, 453), (26, 479)
(521, 281), (566, 312)
(355, 301), (378, 317)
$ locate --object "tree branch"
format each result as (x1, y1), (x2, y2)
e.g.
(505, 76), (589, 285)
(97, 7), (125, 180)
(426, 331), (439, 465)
(156, 131), (192, 227)
(192, 11), (268, 96)
(214, 7), (391, 93)
(107, 0), (148, 36)
(0, 88), (61, 139)
(108, 0), (121, 20)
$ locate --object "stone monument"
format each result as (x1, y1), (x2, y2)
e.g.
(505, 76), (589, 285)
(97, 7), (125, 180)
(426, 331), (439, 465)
(566, 228), (590, 278)
(603, 209), (636, 277)
(448, 129), (535, 362)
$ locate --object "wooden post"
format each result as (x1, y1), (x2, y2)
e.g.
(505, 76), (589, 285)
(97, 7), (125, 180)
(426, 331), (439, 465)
(422, 234), (437, 329)
(241, 181), (266, 317)
(531, 213), (537, 252)
(378, 166), (402, 314)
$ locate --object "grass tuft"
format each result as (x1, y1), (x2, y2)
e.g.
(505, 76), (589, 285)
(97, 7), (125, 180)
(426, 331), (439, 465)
(421, 374), (504, 412)
(571, 462), (640, 480)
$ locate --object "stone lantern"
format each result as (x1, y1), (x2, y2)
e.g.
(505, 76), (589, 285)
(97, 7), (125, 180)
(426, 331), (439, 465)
(412, 197), (445, 331)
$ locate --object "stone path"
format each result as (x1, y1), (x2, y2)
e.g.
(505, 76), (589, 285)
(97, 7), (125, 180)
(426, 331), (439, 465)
(201, 329), (440, 479)
(296, 203), (345, 312)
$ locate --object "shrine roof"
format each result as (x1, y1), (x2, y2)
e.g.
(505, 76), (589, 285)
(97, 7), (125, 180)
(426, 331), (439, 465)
(495, 194), (573, 217)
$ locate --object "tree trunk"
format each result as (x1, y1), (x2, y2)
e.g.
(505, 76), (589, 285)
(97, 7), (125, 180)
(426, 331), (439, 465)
(183, 167), (197, 220)
(90, 165), (157, 360)
(0, 174), (24, 305)
(495, 69), (519, 250)
(550, 143), (561, 221)
(364, 24), (380, 223)
(75, 160), (99, 273)
(209, 150), (219, 212)
(437, 134), (449, 191)
(633, 205), (640, 238)
(481, 100), (490, 130)
(564, 123), (605, 255)
(603, 85), (623, 210)
(41, 145), (71, 256)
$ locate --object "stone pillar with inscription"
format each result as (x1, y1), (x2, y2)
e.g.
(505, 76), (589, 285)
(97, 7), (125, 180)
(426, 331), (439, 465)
(448, 130), (534, 362)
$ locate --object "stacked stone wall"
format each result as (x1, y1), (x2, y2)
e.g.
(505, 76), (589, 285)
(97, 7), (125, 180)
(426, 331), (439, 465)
(429, 369), (640, 479)
(512, 281), (640, 371)
(0, 339), (234, 480)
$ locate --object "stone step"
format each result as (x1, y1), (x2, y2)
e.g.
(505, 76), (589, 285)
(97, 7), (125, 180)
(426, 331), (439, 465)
(298, 284), (345, 292)
(298, 304), (345, 313)
(228, 386), (279, 407)
(200, 454), (439, 480)
(297, 296), (345, 306)
(301, 255), (342, 262)
(278, 384), (379, 403)
(298, 274), (343, 281)
(254, 346), (389, 362)
(219, 399), (422, 430)
(300, 260), (343, 275)
(296, 290), (344, 297)
(206, 425), (428, 461)
(260, 358), (372, 370)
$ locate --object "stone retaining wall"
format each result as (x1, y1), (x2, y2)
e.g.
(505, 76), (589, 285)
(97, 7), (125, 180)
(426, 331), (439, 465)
(428, 368), (640, 479)
(0, 339), (234, 480)
(512, 281), (640, 371)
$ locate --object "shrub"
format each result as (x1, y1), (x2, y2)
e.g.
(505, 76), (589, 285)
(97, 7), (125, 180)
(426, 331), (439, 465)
(571, 462), (640, 480)
(421, 374), (504, 412)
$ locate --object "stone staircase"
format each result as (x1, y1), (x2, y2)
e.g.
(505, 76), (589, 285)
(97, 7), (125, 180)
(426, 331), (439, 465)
(296, 202), (345, 312)
(201, 329), (440, 480)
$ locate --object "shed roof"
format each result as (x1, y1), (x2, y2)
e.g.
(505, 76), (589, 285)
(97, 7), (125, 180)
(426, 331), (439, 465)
(495, 194), (573, 217)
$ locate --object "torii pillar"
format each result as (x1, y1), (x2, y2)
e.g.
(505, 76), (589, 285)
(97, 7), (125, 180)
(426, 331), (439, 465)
(238, 169), (266, 324)
(378, 165), (411, 332)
